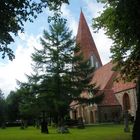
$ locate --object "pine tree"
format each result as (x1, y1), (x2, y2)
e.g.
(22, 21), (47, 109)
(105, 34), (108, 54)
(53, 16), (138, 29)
(29, 17), (103, 128)
(31, 18), (76, 126)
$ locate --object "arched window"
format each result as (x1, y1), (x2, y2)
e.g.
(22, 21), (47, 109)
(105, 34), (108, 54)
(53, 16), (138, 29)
(90, 55), (94, 67)
(123, 93), (130, 111)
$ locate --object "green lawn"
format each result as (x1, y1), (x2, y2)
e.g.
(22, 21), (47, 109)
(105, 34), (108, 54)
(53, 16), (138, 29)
(0, 124), (132, 140)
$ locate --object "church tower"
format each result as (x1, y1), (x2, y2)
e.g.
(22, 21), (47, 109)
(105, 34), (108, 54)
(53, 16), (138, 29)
(76, 11), (102, 69)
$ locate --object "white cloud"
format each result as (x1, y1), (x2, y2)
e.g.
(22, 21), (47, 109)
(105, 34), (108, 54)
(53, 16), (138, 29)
(61, 4), (78, 35)
(0, 33), (42, 97)
(94, 30), (112, 64)
(83, 0), (104, 18)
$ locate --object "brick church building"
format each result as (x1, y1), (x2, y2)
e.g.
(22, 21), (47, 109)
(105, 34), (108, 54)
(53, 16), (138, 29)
(69, 11), (137, 124)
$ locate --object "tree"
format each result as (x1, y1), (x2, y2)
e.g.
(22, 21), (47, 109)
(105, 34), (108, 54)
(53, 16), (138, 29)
(0, 0), (69, 60)
(16, 82), (41, 127)
(0, 89), (6, 127)
(92, 0), (140, 139)
(6, 91), (21, 122)
(30, 17), (102, 128)
(31, 18), (76, 125)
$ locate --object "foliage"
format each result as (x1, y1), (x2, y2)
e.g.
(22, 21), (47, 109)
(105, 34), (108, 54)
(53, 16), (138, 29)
(5, 87), (40, 125)
(93, 1), (140, 140)
(6, 91), (21, 122)
(0, 0), (69, 60)
(0, 89), (6, 126)
(93, 0), (140, 81)
(30, 18), (75, 124)
(16, 82), (41, 120)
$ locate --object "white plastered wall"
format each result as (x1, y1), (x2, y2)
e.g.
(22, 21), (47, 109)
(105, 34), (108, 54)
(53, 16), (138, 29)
(115, 88), (137, 117)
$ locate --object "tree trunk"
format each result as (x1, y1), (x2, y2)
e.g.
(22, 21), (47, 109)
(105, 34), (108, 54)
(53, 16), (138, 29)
(41, 111), (49, 134)
(132, 76), (140, 140)
(124, 110), (130, 132)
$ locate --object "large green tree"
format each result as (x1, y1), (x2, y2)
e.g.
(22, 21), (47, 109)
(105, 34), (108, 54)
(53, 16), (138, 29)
(93, 0), (140, 139)
(0, 0), (69, 60)
(30, 17), (102, 126)
(31, 18), (76, 124)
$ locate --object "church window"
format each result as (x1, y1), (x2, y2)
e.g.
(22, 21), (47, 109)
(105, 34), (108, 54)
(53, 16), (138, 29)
(90, 55), (100, 69)
(90, 55), (94, 67)
(96, 61), (99, 68)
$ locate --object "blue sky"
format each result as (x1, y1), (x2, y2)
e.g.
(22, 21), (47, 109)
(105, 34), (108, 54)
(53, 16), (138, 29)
(0, 0), (112, 96)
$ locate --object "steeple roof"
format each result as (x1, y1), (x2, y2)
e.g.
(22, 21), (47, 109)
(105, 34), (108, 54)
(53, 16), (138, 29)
(76, 11), (102, 66)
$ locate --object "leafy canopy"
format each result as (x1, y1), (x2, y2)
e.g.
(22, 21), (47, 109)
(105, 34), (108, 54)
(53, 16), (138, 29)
(0, 0), (69, 60)
(93, 1), (140, 140)
(93, 0), (140, 81)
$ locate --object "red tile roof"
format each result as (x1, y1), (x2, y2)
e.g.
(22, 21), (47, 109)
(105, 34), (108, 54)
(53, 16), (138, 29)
(112, 75), (136, 93)
(90, 61), (136, 106)
(90, 62), (116, 90)
(90, 62), (120, 106)
(99, 89), (120, 106)
(76, 11), (102, 66)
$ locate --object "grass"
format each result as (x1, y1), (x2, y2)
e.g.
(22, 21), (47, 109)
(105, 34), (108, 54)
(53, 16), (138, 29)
(0, 124), (132, 140)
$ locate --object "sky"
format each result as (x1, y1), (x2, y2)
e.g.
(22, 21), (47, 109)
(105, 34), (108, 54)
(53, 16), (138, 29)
(0, 0), (113, 97)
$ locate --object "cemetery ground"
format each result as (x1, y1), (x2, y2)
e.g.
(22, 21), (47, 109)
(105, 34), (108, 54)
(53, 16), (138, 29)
(0, 124), (132, 140)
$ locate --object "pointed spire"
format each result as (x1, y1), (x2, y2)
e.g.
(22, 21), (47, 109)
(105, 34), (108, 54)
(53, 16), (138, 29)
(76, 11), (102, 67)
(80, 7), (82, 12)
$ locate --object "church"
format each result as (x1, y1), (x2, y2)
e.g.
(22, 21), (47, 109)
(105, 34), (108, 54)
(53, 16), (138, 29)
(69, 11), (137, 124)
